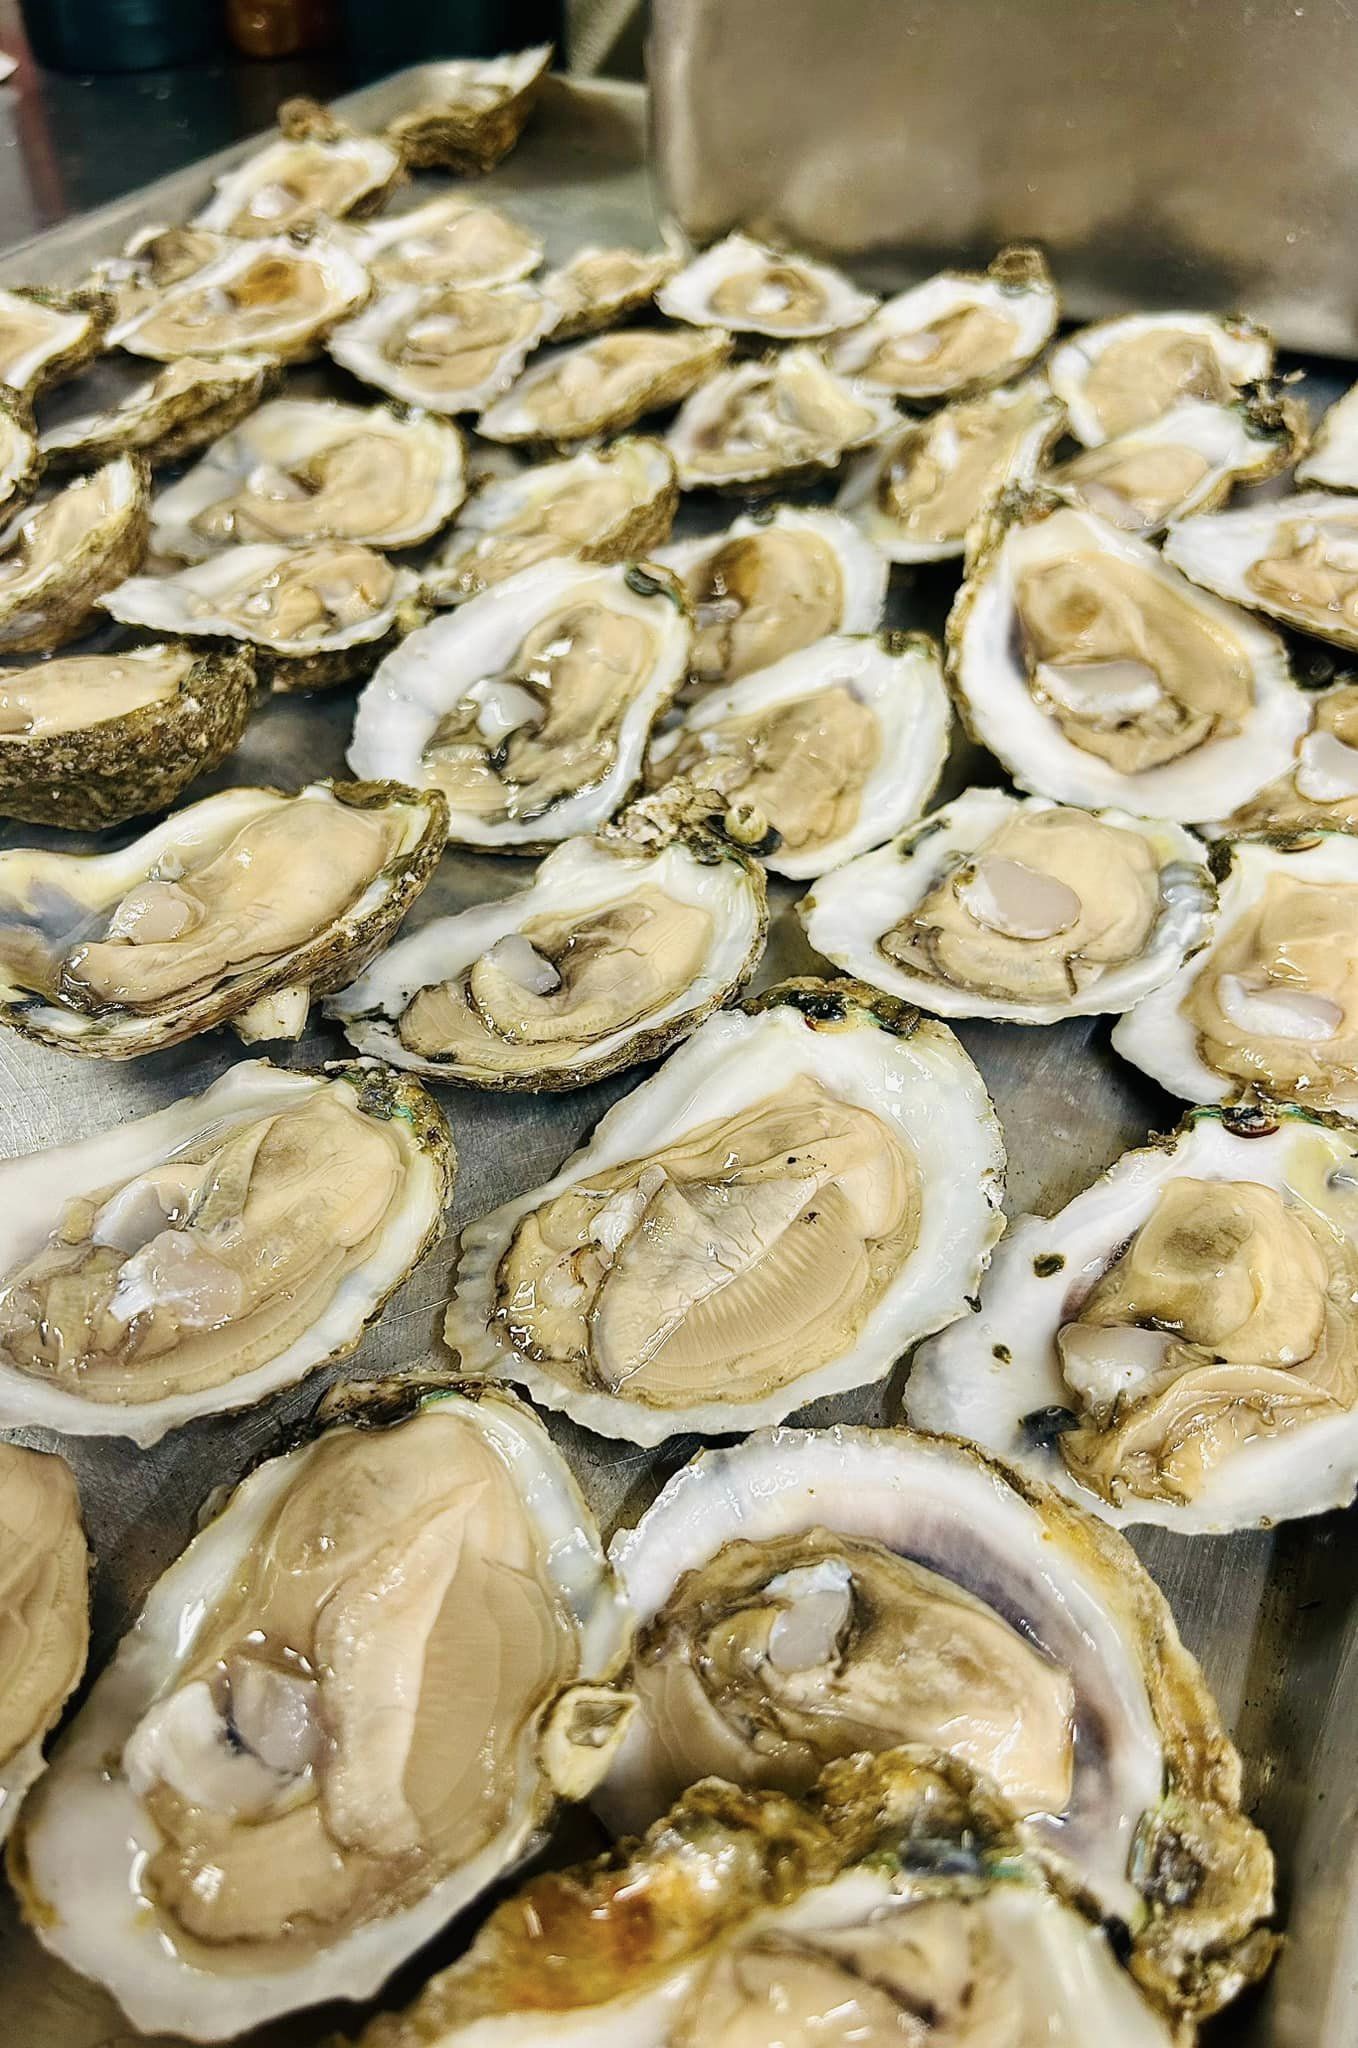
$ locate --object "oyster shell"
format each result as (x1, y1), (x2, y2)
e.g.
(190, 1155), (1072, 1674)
(88, 222), (229, 327)
(0, 642), (256, 828)
(445, 978), (1004, 1443)
(1112, 830), (1358, 1115)
(829, 244), (1059, 403)
(657, 232), (877, 340)
(0, 286), (109, 400)
(666, 344), (897, 491)
(654, 505), (888, 692)
(328, 279), (555, 416)
(385, 44), (553, 173)
(0, 454), (149, 655)
(1297, 376), (1358, 489)
(0, 387), (38, 522)
(801, 787), (1214, 1023)
(1054, 390), (1303, 538)
(110, 232), (371, 365)
(477, 325), (732, 447)
(327, 801), (767, 1087)
(907, 1100), (1358, 1534)
(647, 632), (950, 880)
(837, 376), (1066, 563)
(544, 242), (681, 339)
(599, 1423), (1274, 2008)
(0, 1443), (88, 1845)
(39, 355), (274, 470)
(194, 97), (401, 239)
(9, 1378), (633, 2038)
(1209, 680), (1358, 836)
(0, 778), (446, 1057)
(1049, 310), (1274, 447)
(150, 396), (465, 559)
(1164, 489), (1358, 653)
(948, 489), (1309, 822)
(348, 556), (690, 850)
(425, 437), (677, 604)
(353, 191), (543, 290)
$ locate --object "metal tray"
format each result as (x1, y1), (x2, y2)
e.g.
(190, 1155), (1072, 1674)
(0, 65), (1352, 2048)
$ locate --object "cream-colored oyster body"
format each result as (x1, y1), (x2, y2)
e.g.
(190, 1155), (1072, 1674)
(0, 1442), (88, 1844)
(801, 787), (1214, 1022)
(478, 324), (732, 446)
(0, 1060), (452, 1441)
(195, 100), (401, 238)
(39, 356), (273, 470)
(0, 391), (38, 524)
(830, 245), (1059, 402)
(1049, 310), (1273, 446)
(385, 44), (553, 172)
(1165, 489), (1358, 653)
(657, 232), (877, 339)
(10, 1382), (633, 2040)
(544, 243), (681, 338)
(667, 345), (898, 491)
(0, 454), (149, 654)
(1208, 680), (1358, 837)
(1298, 377), (1358, 489)
(1054, 392), (1301, 538)
(354, 192), (543, 289)
(0, 287), (108, 400)
(88, 222), (228, 325)
(110, 233), (370, 363)
(329, 280), (555, 415)
(445, 979), (1004, 1444)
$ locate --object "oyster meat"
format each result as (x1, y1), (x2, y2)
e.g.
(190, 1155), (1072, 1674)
(0, 1443), (88, 1845)
(39, 355), (274, 470)
(1165, 489), (1358, 653)
(0, 454), (149, 655)
(195, 97), (401, 239)
(328, 280), (555, 415)
(1053, 391), (1302, 538)
(829, 245), (1059, 402)
(445, 979), (1004, 1443)
(0, 778), (446, 1057)
(110, 233), (371, 364)
(353, 192), (543, 290)
(88, 222), (228, 327)
(385, 44), (553, 173)
(657, 232), (877, 339)
(666, 344), (897, 491)
(1297, 376), (1358, 490)
(1049, 310), (1274, 446)
(0, 286), (108, 400)
(0, 389), (38, 523)
(908, 1101), (1358, 1532)
(801, 787), (1214, 1023)
(647, 632), (950, 879)
(1211, 680), (1358, 836)
(544, 242), (681, 339)
(349, 556), (690, 850)
(10, 1380), (633, 2039)
(949, 490), (1309, 822)
(478, 325), (732, 446)
(0, 1060), (452, 1441)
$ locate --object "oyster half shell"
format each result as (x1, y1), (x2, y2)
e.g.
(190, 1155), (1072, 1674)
(329, 279), (556, 416)
(544, 242), (681, 339)
(1297, 375), (1358, 489)
(0, 778), (446, 1057)
(1164, 489), (1358, 653)
(1049, 310), (1274, 446)
(0, 286), (109, 400)
(353, 191), (543, 290)
(0, 1443), (88, 1845)
(9, 1379), (633, 2039)
(477, 325), (732, 447)
(657, 231), (878, 339)
(194, 97), (401, 239)
(1053, 390), (1302, 538)
(0, 388), (39, 524)
(1209, 680), (1358, 837)
(830, 244), (1059, 403)
(667, 344), (898, 491)
(385, 44), (553, 172)
(87, 222), (229, 327)
(445, 978), (1005, 1443)
(0, 454), (149, 655)
(39, 356), (275, 471)
(110, 232), (371, 364)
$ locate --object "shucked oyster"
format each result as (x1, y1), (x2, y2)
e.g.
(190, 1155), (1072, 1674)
(1112, 831), (1358, 1115)
(657, 232), (877, 340)
(39, 356), (274, 471)
(195, 97), (401, 239)
(330, 280), (556, 417)
(666, 344), (897, 491)
(349, 556), (690, 850)
(353, 191), (543, 290)
(0, 642), (256, 829)
(10, 1379), (633, 2039)
(358, 1750), (1204, 2048)
(1210, 680), (1358, 837)
(0, 454), (149, 655)
(599, 1424), (1275, 2008)
(544, 242), (681, 339)
(110, 233), (370, 365)
(0, 778), (446, 1057)
(87, 221), (228, 327)
(328, 801), (767, 1088)
(1165, 490), (1358, 654)
(801, 787), (1214, 1023)
(0, 286), (109, 400)
(655, 505), (887, 692)
(1049, 310), (1274, 447)
(908, 1100), (1358, 1533)
(0, 388), (39, 525)
(425, 438), (677, 604)
(446, 979), (1004, 1443)
(0, 1060), (452, 1442)
(0, 1443), (88, 1844)
(830, 245), (1059, 403)
(1297, 376), (1358, 490)
(948, 490), (1308, 822)
(647, 632), (950, 880)
(1053, 391), (1302, 539)
(478, 325), (732, 447)
(385, 44), (553, 173)
(151, 397), (465, 560)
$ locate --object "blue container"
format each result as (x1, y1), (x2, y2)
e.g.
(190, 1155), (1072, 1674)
(21, 0), (221, 73)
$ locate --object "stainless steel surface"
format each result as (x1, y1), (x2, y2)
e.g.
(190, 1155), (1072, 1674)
(0, 62), (1353, 2048)
(649, 0), (1358, 357)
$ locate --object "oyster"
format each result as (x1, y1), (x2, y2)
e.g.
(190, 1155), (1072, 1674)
(194, 97), (401, 239)
(10, 1379), (633, 2039)
(657, 232), (877, 339)
(837, 376), (1066, 563)
(666, 344), (897, 491)
(0, 1443), (88, 1844)
(801, 788), (1214, 1023)
(445, 978), (1004, 1443)
(328, 280), (555, 416)
(647, 632), (950, 880)
(425, 437), (677, 604)
(1165, 489), (1358, 653)
(0, 388), (38, 522)
(948, 490), (1309, 822)
(0, 454), (149, 655)
(544, 242), (681, 339)
(829, 245), (1059, 403)
(0, 778), (446, 1057)
(88, 222), (228, 327)
(0, 1060), (452, 1441)
(0, 286), (109, 400)
(110, 233), (371, 365)
(477, 325), (732, 447)
(654, 505), (888, 692)
(39, 355), (274, 470)
(907, 1101), (1358, 1533)
(0, 642), (256, 829)
(348, 557), (690, 850)
(1049, 311), (1274, 447)
(1054, 392), (1302, 539)
(598, 1423), (1274, 2006)
(385, 44), (553, 173)
(327, 802), (767, 1087)
(151, 397), (465, 559)
(1210, 680), (1358, 836)
(1297, 376), (1358, 489)
(353, 191), (543, 290)
(103, 540), (421, 692)
(1112, 830), (1358, 1115)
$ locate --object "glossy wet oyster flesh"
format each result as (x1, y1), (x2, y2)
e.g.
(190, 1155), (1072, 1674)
(0, 1442), (88, 1844)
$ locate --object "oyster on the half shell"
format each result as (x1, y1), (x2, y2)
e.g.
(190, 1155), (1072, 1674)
(478, 325), (732, 447)
(385, 45), (553, 173)
(194, 97), (401, 239)
(0, 286), (109, 400)
(666, 344), (897, 491)
(1164, 489), (1358, 654)
(0, 388), (38, 524)
(1049, 310), (1274, 446)
(0, 454), (149, 655)
(329, 280), (556, 416)
(657, 232), (877, 340)
(87, 222), (228, 327)
(544, 243), (681, 339)
(829, 245), (1059, 403)
(1210, 680), (1358, 837)
(0, 1443), (88, 1845)
(353, 192), (543, 290)
(1053, 391), (1302, 538)
(39, 356), (274, 470)
(111, 233), (371, 364)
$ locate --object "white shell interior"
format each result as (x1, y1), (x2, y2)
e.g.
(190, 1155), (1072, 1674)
(656, 232), (877, 338)
(1164, 490), (1358, 650)
(1048, 313), (1274, 447)
(104, 540), (418, 654)
(327, 281), (555, 415)
(654, 504), (888, 639)
(108, 234), (371, 360)
(830, 264), (1059, 397)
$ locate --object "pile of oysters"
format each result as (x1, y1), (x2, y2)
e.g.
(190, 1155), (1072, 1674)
(5, 36), (1358, 2047)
